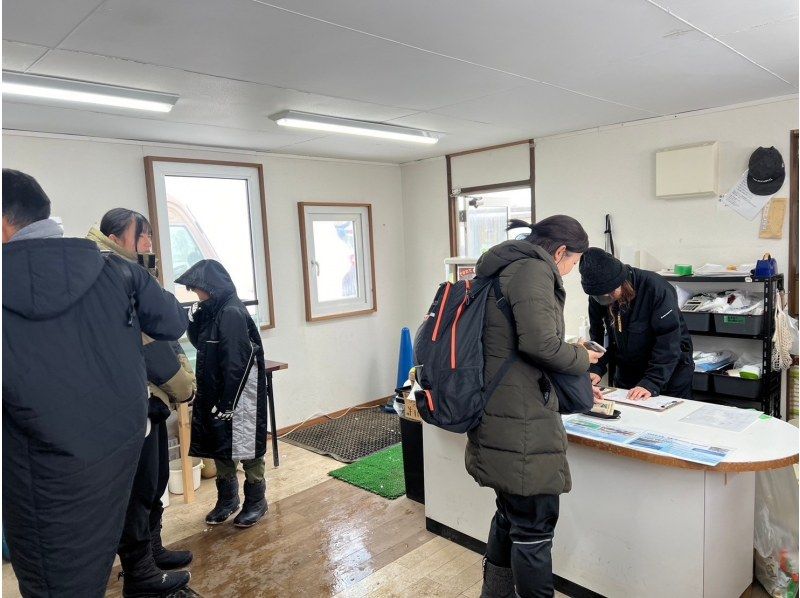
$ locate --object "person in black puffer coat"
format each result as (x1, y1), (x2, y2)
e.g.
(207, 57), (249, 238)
(89, 210), (196, 598)
(580, 248), (694, 401)
(2, 170), (188, 598)
(176, 260), (269, 529)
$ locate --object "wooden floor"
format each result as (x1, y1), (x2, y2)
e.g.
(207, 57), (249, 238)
(2, 441), (772, 597)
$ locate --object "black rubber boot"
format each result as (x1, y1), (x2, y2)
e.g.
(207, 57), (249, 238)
(480, 558), (516, 598)
(121, 553), (190, 598)
(233, 480), (268, 528)
(205, 476), (240, 525)
(150, 515), (193, 570)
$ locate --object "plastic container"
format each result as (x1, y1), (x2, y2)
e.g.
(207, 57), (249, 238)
(161, 488), (170, 509)
(713, 314), (763, 336)
(712, 373), (762, 399)
(168, 458), (203, 495)
(692, 372), (712, 392)
(682, 312), (713, 333)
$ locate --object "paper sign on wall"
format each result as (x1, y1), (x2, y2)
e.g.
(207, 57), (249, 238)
(719, 171), (774, 220)
(759, 198), (787, 239)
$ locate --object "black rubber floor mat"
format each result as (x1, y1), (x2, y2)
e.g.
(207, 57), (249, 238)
(282, 407), (402, 463)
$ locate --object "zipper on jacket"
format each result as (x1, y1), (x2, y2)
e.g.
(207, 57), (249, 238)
(431, 282), (452, 342)
(450, 280), (471, 369)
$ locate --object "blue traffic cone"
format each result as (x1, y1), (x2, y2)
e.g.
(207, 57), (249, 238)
(384, 327), (414, 413)
(396, 327), (414, 390)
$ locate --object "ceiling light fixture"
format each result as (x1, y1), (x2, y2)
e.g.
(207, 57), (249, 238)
(270, 110), (439, 144)
(2, 71), (179, 113)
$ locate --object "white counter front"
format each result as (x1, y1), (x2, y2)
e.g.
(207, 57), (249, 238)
(423, 399), (799, 598)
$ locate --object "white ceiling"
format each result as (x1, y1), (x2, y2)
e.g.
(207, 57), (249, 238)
(2, 0), (797, 163)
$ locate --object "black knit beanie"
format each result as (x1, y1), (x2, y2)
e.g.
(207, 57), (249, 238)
(580, 248), (628, 295)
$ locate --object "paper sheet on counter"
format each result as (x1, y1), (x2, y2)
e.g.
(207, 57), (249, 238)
(602, 388), (683, 411)
(679, 404), (761, 433)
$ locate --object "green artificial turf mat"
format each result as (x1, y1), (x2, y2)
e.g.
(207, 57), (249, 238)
(328, 443), (405, 499)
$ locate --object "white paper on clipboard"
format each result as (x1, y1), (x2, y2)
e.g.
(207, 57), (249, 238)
(719, 171), (774, 221)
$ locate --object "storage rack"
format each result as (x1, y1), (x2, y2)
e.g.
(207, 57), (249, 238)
(663, 273), (784, 418)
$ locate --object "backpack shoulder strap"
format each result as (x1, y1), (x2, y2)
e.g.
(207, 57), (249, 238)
(104, 253), (138, 326)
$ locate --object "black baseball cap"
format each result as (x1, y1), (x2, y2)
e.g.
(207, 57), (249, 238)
(747, 147), (785, 196)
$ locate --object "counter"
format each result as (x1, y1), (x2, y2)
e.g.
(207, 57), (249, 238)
(423, 398), (798, 597)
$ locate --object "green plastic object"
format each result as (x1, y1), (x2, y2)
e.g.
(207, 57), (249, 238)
(674, 264), (693, 276)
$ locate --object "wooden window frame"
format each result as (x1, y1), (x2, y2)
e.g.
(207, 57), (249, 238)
(790, 129), (798, 317)
(447, 139), (536, 257)
(298, 202), (378, 323)
(143, 156), (276, 330)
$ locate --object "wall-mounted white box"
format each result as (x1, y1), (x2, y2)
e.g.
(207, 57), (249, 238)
(655, 141), (719, 199)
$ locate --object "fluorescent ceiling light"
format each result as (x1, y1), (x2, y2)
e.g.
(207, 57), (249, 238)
(270, 110), (439, 144)
(2, 71), (178, 113)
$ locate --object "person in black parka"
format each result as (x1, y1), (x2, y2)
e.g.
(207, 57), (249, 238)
(2, 170), (188, 598)
(580, 248), (694, 400)
(176, 259), (269, 529)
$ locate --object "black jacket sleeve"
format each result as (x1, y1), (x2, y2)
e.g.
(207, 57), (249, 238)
(638, 284), (683, 395)
(588, 298), (610, 378)
(217, 307), (255, 413)
(129, 264), (188, 341)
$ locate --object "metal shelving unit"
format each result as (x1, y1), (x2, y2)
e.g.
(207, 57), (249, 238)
(663, 273), (784, 417)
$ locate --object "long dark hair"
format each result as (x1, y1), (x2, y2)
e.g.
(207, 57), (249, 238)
(507, 215), (589, 255)
(100, 208), (152, 242)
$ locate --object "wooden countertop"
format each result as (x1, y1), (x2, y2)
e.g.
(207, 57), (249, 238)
(565, 399), (799, 472)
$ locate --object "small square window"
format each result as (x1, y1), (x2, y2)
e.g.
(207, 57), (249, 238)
(299, 203), (376, 321)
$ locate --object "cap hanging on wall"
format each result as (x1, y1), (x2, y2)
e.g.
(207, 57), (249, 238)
(747, 146), (785, 195)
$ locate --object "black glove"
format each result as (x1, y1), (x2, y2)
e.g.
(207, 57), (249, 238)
(148, 396), (172, 424)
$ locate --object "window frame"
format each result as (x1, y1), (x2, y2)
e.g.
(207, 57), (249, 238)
(446, 139), (535, 257)
(144, 156), (275, 330)
(298, 202), (377, 322)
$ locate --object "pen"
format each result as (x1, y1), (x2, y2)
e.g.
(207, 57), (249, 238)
(662, 400), (679, 409)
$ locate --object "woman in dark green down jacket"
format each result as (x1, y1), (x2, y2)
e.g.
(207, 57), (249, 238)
(466, 215), (602, 598)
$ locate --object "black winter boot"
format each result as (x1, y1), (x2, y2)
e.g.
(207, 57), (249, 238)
(150, 516), (193, 570)
(480, 558), (515, 598)
(233, 480), (267, 528)
(121, 553), (190, 598)
(205, 476), (240, 525)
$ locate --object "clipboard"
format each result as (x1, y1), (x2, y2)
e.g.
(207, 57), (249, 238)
(601, 388), (683, 411)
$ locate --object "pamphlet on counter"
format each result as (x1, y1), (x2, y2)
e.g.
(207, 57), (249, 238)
(562, 415), (732, 466)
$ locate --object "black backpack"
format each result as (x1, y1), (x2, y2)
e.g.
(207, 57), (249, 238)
(413, 274), (594, 433)
(413, 276), (517, 433)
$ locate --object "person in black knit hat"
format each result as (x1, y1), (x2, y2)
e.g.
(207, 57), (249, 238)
(579, 248), (694, 400)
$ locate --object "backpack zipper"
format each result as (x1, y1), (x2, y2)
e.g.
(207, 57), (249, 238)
(424, 389), (435, 412)
(450, 280), (471, 369)
(431, 282), (452, 342)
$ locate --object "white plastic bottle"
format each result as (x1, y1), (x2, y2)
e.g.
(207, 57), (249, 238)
(578, 316), (590, 341)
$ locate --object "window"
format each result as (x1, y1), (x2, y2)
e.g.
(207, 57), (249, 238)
(456, 187), (532, 258)
(298, 203), (376, 321)
(144, 157), (274, 329)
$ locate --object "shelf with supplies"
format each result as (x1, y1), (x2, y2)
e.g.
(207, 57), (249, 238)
(667, 274), (784, 418)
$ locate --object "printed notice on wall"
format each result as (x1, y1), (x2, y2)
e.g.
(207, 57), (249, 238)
(719, 171), (773, 220)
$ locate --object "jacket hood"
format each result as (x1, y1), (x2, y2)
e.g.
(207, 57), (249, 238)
(86, 225), (137, 261)
(3, 238), (106, 320)
(476, 240), (562, 283)
(175, 259), (237, 300)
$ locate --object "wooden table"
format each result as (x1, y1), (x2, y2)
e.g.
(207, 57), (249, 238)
(423, 398), (799, 598)
(266, 360), (288, 467)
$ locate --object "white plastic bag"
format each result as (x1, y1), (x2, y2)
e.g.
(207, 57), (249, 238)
(773, 295), (797, 371)
(754, 465), (799, 597)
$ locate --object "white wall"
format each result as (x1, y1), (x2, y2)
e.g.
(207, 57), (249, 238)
(401, 98), (798, 335)
(536, 97), (798, 332)
(400, 157), (450, 328)
(3, 132), (407, 429)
